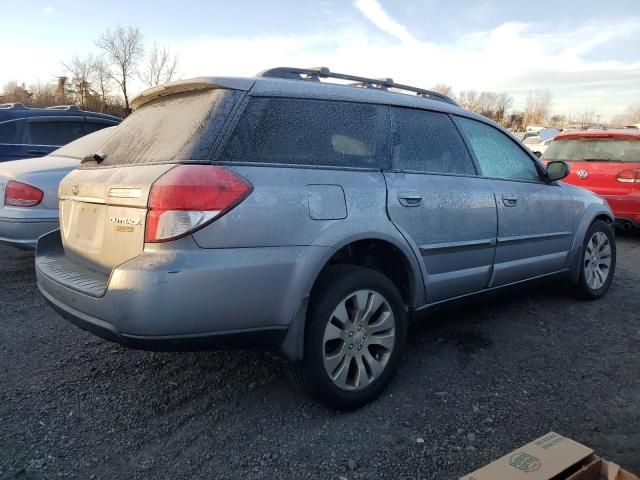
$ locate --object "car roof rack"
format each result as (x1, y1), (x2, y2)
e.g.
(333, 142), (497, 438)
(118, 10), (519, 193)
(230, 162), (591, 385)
(46, 105), (82, 111)
(257, 67), (459, 106)
(0, 102), (28, 110)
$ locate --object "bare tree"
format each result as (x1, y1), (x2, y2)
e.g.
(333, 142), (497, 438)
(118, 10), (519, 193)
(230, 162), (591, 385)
(575, 110), (596, 130)
(523, 89), (553, 127)
(91, 56), (112, 112)
(141, 43), (179, 87)
(458, 90), (513, 124)
(431, 83), (454, 97)
(62, 54), (95, 108)
(494, 92), (513, 125)
(610, 103), (640, 127)
(95, 26), (144, 112)
(458, 90), (480, 112)
(1, 81), (32, 104)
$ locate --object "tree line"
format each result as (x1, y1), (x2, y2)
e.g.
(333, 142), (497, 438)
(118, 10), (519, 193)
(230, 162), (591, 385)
(1, 26), (179, 118)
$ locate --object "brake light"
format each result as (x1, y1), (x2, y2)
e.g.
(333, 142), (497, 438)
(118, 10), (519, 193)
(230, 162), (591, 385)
(4, 180), (44, 207)
(616, 169), (640, 183)
(145, 165), (252, 243)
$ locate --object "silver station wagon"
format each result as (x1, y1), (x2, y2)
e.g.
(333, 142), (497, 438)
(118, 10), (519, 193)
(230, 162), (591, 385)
(35, 67), (616, 409)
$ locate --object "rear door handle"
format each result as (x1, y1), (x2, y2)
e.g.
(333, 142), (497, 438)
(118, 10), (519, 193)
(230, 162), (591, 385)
(502, 195), (518, 207)
(397, 191), (422, 207)
(27, 149), (48, 156)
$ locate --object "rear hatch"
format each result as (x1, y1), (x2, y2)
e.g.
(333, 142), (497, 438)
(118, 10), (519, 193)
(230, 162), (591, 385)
(543, 133), (640, 196)
(58, 84), (245, 273)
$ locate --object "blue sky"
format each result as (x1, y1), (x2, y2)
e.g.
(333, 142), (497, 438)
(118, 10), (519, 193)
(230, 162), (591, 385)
(1, 0), (639, 119)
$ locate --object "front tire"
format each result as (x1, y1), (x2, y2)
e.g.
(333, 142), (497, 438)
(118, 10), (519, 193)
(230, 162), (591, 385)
(575, 220), (616, 299)
(292, 265), (407, 410)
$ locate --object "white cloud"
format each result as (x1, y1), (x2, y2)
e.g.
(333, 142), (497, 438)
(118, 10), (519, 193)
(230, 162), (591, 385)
(43, 5), (55, 15)
(2, 3), (638, 121)
(353, 0), (416, 44)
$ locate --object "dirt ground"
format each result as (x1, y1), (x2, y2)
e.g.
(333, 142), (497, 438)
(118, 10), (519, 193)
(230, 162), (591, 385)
(1, 234), (639, 479)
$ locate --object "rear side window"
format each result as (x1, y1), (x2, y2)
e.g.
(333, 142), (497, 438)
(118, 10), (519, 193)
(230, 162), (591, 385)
(456, 117), (541, 182)
(222, 97), (389, 169)
(0, 120), (20, 143)
(544, 137), (640, 163)
(93, 88), (242, 167)
(391, 108), (476, 175)
(27, 120), (85, 146)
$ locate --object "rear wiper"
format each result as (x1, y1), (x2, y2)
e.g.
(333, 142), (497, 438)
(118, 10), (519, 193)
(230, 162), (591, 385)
(81, 153), (106, 164)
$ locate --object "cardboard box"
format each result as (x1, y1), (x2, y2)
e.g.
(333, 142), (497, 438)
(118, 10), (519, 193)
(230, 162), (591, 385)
(460, 432), (638, 480)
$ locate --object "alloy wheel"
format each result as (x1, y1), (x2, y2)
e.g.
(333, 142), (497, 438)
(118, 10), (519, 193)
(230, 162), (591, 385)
(322, 289), (396, 391)
(584, 231), (612, 290)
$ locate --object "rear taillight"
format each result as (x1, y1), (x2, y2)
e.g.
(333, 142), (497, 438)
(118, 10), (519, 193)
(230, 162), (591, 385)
(145, 165), (252, 243)
(616, 169), (640, 183)
(4, 180), (44, 207)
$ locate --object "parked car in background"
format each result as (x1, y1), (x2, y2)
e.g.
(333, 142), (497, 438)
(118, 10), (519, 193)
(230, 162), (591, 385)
(543, 129), (640, 230)
(0, 127), (115, 249)
(36, 68), (615, 409)
(0, 103), (120, 162)
(522, 128), (560, 157)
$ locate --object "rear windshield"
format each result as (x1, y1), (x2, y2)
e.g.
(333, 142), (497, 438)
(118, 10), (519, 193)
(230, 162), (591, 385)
(88, 88), (241, 167)
(544, 137), (640, 162)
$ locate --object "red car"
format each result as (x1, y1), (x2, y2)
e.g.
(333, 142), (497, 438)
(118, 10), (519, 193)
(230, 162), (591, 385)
(543, 130), (640, 230)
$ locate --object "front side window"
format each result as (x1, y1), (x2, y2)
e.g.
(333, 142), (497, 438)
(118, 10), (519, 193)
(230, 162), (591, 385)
(391, 107), (476, 175)
(456, 117), (541, 182)
(27, 120), (85, 146)
(222, 97), (389, 169)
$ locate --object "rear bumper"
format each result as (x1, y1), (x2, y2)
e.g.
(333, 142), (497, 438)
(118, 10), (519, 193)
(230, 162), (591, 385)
(600, 193), (640, 224)
(36, 230), (330, 351)
(0, 215), (58, 249)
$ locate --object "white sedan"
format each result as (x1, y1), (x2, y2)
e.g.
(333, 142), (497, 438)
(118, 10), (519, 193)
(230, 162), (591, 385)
(0, 127), (114, 249)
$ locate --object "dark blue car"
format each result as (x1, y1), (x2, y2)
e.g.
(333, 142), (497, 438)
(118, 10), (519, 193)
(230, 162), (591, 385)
(0, 103), (121, 162)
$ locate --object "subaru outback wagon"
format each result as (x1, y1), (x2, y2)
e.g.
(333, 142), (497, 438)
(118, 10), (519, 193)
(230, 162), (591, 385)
(36, 67), (616, 409)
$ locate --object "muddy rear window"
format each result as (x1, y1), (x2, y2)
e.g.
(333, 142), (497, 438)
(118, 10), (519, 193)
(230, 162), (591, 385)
(545, 137), (640, 162)
(86, 89), (241, 167)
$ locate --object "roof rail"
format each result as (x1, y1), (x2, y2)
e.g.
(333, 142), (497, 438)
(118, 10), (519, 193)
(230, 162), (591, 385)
(0, 102), (28, 110)
(257, 67), (459, 106)
(46, 105), (81, 111)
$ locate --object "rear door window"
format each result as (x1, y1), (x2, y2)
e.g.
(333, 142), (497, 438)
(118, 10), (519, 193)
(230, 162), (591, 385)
(222, 97), (390, 169)
(391, 107), (476, 175)
(27, 118), (85, 146)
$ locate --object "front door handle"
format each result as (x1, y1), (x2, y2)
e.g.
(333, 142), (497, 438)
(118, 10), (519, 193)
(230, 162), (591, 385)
(398, 191), (422, 207)
(502, 195), (518, 207)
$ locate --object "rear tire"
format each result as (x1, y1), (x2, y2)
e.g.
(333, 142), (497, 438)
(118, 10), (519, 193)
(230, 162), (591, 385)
(292, 265), (407, 410)
(574, 220), (616, 300)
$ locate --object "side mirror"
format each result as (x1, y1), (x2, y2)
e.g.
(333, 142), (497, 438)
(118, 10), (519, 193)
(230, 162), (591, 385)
(546, 160), (570, 181)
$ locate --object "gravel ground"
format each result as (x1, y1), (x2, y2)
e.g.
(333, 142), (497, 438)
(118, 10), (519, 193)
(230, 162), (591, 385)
(1, 234), (639, 480)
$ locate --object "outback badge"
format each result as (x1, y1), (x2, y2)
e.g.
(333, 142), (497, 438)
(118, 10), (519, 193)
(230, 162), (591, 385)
(509, 452), (541, 473)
